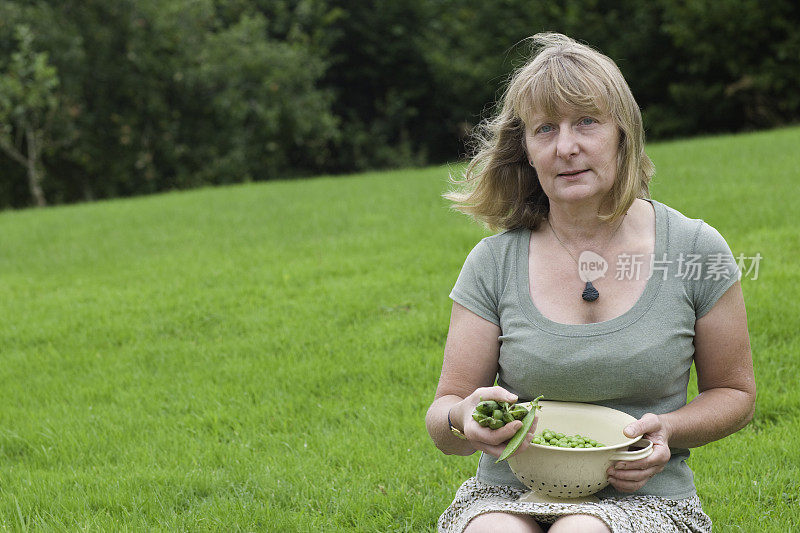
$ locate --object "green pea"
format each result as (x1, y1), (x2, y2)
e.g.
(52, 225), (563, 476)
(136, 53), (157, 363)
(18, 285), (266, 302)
(488, 417), (504, 430)
(528, 429), (607, 448)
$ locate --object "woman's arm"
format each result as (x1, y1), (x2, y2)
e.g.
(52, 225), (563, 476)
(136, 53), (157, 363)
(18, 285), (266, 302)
(608, 280), (756, 492)
(425, 302), (534, 458)
(659, 279), (756, 447)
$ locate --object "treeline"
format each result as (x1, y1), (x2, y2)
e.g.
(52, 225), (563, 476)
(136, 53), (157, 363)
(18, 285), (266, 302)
(1, 0), (798, 208)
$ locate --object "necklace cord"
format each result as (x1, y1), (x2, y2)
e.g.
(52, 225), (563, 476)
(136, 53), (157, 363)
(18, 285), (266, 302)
(547, 216), (626, 265)
(546, 215), (626, 303)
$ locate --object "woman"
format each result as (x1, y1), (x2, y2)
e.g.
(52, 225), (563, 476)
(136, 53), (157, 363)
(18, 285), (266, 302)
(425, 33), (756, 533)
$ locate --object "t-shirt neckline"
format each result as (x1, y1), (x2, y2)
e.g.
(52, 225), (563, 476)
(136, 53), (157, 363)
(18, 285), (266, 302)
(515, 199), (667, 337)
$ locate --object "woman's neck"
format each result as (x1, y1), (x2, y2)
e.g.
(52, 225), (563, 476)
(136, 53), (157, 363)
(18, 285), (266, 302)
(546, 199), (623, 249)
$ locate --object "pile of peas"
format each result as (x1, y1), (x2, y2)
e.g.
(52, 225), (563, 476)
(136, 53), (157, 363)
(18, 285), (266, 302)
(472, 400), (529, 430)
(532, 429), (605, 448)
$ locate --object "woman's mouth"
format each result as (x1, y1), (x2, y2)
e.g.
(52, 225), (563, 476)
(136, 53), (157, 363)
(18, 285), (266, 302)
(558, 169), (589, 179)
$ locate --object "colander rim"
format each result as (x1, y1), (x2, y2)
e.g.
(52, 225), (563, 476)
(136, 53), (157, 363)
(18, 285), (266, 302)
(525, 400), (646, 451)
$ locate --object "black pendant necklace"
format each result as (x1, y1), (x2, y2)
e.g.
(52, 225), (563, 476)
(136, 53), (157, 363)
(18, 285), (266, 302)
(581, 281), (600, 302)
(547, 216), (625, 303)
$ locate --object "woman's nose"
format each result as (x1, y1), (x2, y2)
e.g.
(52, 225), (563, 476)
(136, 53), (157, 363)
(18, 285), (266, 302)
(556, 128), (579, 159)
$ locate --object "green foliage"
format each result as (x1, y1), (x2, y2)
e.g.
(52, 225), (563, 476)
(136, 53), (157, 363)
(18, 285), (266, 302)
(1, 0), (800, 207)
(0, 0), (338, 207)
(0, 24), (66, 206)
(658, 0), (800, 135)
(0, 26), (59, 121)
(319, 0), (437, 170)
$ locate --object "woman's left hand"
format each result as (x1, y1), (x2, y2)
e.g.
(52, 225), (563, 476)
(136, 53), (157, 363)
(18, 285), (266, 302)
(606, 413), (672, 493)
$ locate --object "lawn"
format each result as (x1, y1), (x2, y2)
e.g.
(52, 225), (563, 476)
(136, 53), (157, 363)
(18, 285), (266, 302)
(0, 125), (798, 531)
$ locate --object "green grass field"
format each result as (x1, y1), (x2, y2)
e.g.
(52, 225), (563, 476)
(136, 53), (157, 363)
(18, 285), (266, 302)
(1, 125), (798, 531)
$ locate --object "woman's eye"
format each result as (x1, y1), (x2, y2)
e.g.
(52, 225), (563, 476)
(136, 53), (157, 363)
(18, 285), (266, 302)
(579, 117), (597, 126)
(537, 124), (554, 134)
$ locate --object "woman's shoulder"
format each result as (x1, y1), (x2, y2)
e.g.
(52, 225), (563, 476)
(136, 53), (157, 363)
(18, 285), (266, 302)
(461, 227), (527, 273)
(484, 226), (528, 244)
(649, 199), (701, 227)
(477, 227), (528, 258)
(649, 199), (709, 244)
(649, 199), (733, 256)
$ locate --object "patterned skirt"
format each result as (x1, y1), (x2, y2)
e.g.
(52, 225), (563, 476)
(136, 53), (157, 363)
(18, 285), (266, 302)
(438, 477), (712, 533)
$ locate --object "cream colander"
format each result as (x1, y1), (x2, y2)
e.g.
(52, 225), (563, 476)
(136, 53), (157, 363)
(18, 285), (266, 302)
(506, 400), (653, 503)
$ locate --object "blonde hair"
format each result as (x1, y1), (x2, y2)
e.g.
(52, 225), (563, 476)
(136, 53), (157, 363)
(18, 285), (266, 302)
(446, 33), (654, 230)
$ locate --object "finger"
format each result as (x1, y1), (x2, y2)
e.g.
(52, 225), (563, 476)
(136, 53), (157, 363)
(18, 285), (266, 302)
(508, 432), (537, 457)
(611, 458), (665, 475)
(476, 420), (523, 446)
(606, 466), (659, 482)
(474, 386), (518, 404)
(463, 419), (516, 445)
(623, 412), (660, 438)
(479, 430), (537, 459)
(607, 476), (647, 493)
(614, 445), (670, 472)
(478, 442), (509, 458)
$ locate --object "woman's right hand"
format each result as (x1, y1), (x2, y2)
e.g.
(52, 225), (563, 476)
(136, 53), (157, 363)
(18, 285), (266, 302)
(450, 386), (537, 458)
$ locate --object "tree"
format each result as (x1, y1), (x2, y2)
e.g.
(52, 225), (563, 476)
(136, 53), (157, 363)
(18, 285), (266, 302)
(0, 25), (61, 207)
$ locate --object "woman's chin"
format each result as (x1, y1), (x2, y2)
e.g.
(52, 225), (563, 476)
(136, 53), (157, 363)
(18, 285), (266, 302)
(549, 185), (606, 205)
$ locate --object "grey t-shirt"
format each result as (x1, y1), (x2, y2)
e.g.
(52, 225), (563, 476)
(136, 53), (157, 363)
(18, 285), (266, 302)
(449, 199), (739, 500)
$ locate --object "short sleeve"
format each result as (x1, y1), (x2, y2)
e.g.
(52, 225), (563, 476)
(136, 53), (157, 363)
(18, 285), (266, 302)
(449, 239), (501, 325)
(690, 222), (739, 319)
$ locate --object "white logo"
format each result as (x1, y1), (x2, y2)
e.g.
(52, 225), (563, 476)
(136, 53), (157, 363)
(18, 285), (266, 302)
(578, 251), (607, 283)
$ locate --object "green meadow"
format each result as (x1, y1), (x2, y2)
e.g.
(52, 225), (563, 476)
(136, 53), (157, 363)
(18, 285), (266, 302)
(1, 126), (798, 531)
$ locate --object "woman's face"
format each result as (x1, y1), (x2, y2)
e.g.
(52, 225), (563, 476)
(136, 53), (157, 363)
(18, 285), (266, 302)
(524, 109), (619, 207)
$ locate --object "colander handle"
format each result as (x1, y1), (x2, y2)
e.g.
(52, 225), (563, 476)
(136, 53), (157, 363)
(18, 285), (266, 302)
(608, 439), (653, 462)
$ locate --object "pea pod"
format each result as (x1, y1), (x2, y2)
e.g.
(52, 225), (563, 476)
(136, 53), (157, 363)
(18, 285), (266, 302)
(475, 401), (496, 416)
(482, 400), (500, 413)
(508, 404), (528, 420)
(495, 395), (543, 463)
(488, 417), (505, 430)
